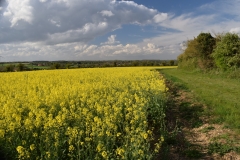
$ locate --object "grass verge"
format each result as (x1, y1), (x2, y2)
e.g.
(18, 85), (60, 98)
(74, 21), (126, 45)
(159, 68), (240, 132)
(158, 68), (240, 159)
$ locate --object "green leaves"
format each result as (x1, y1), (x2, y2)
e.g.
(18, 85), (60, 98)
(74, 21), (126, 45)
(212, 33), (240, 70)
(179, 32), (240, 71)
(178, 32), (216, 70)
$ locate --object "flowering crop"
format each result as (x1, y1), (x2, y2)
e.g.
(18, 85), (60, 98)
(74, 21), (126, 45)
(0, 67), (167, 159)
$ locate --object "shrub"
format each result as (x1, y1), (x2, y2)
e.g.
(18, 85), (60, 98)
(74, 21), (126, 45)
(212, 33), (240, 70)
(178, 32), (216, 70)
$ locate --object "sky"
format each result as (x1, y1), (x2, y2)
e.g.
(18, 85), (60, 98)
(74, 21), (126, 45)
(0, 0), (240, 61)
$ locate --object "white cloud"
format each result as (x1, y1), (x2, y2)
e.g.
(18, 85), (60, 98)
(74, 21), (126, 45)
(46, 22), (109, 44)
(179, 42), (187, 51)
(153, 13), (168, 23)
(0, 0), (162, 44)
(159, 13), (217, 32)
(142, 0), (240, 56)
(3, 0), (33, 27)
(0, 41), (169, 61)
(143, 43), (161, 53)
(78, 42), (163, 58)
(1, 0), (240, 61)
(230, 27), (240, 34)
(100, 10), (114, 17)
(48, 19), (61, 27)
(200, 0), (240, 19)
(101, 35), (120, 45)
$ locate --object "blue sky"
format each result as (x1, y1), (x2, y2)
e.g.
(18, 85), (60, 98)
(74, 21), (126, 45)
(0, 0), (240, 61)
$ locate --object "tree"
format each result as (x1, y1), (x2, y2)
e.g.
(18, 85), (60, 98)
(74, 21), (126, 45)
(132, 61), (139, 66)
(212, 33), (240, 70)
(195, 33), (216, 69)
(65, 63), (71, 69)
(169, 60), (175, 66)
(53, 63), (61, 69)
(5, 65), (15, 72)
(196, 33), (215, 58)
(177, 38), (199, 69)
(17, 63), (25, 71)
(178, 32), (216, 70)
(113, 61), (117, 67)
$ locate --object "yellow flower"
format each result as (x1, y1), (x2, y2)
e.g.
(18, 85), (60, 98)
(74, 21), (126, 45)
(96, 143), (105, 152)
(106, 131), (111, 136)
(16, 146), (25, 154)
(160, 136), (164, 142)
(16, 146), (25, 158)
(30, 144), (35, 151)
(154, 143), (161, 153)
(143, 133), (148, 140)
(101, 151), (107, 158)
(116, 132), (121, 137)
(33, 132), (38, 137)
(138, 149), (144, 155)
(46, 151), (51, 158)
(69, 145), (75, 152)
(0, 67), (167, 159)
(22, 140), (26, 145)
(0, 129), (5, 138)
(116, 148), (125, 156)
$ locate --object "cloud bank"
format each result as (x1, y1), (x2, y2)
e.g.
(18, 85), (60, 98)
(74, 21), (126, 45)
(0, 0), (163, 44)
(1, 0), (240, 61)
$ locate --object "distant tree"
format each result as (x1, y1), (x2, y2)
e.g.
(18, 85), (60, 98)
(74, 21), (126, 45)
(113, 61), (117, 67)
(65, 63), (71, 69)
(132, 61), (139, 66)
(141, 61), (147, 66)
(53, 63), (61, 69)
(169, 60), (175, 66)
(17, 63), (25, 71)
(153, 61), (159, 66)
(147, 61), (154, 66)
(212, 33), (240, 70)
(103, 63), (110, 67)
(0, 66), (4, 72)
(161, 61), (167, 66)
(5, 65), (15, 72)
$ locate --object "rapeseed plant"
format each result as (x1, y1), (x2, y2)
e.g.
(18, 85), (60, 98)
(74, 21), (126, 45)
(0, 67), (166, 159)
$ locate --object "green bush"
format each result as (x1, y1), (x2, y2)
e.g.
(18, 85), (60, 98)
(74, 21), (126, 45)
(178, 32), (216, 70)
(212, 33), (240, 70)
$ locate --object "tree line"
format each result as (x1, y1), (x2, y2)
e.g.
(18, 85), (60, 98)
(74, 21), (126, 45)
(178, 32), (240, 71)
(0, 60), (177, 72)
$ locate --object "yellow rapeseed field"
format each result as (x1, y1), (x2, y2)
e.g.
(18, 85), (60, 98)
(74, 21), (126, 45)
(0, 67), (167, 159)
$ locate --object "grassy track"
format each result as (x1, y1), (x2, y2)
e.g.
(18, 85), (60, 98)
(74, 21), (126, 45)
(159, 68), (240, 132)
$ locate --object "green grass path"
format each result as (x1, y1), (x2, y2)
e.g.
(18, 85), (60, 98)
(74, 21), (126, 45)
(159, 68), (240, 132)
